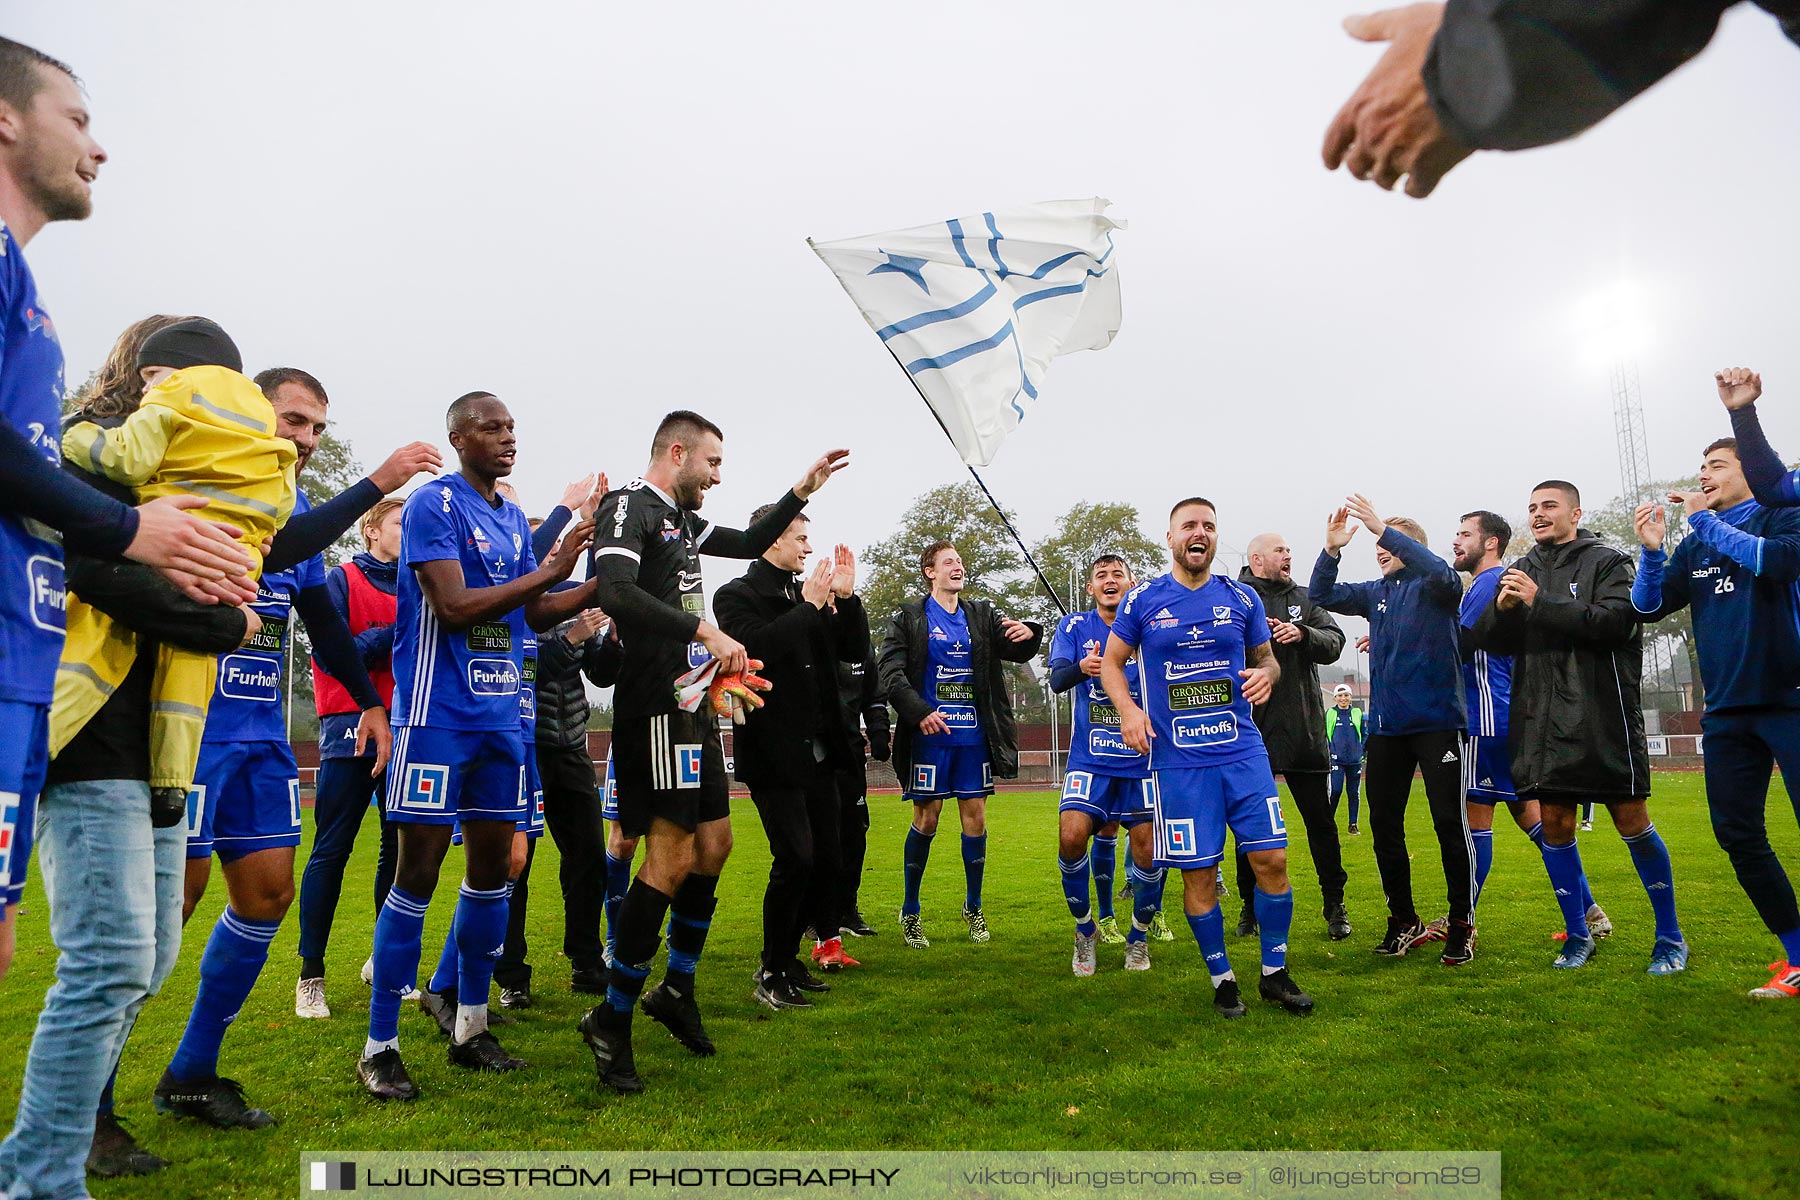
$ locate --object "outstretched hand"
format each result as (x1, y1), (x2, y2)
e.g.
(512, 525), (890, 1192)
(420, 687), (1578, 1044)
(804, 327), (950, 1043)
(1322, 2), (1472, 198)
(794, 449), (850, 498)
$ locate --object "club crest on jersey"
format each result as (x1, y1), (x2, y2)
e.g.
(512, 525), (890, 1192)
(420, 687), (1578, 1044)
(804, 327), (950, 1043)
(1212, 605), (1233, 626)
(1569, 582), (1579, 596)
(675, 744), (703, 789)
(405, 763), (451, 810)
(1287, 605), (1301, 619)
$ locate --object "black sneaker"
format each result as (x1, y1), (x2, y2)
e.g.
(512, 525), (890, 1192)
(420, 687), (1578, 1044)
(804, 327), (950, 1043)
(840, 910), (878, 938)
(447, 1030), (528, 1073)
(1233, 907), (1258, 938)
(153, 1070), (274, 1129)
(1373, 916), (1427, 957)
(570, 963), (609, 995)
(418, 986), (457, 1038)
(640, 981), (716, 1056)
(1258, 968), (1315, 1014)
(1325, 904), (1353, 942)
(577, 1006), (643, 1094)
(499, 985), (533, 1010)
(357, 1048), (419, 1101)
(87, 1111), (166, 1177)
(1441, 919), (1476, 967)
(751, 970), (813, 1010)
(1212, 978), (1247, 1019)
(787, 959), (831, 993)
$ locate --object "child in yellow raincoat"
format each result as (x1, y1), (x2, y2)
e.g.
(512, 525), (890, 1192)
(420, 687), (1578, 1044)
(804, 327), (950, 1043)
(57, 317), (297, 799)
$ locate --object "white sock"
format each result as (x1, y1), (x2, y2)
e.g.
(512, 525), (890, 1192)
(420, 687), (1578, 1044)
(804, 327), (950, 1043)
(363, 1036), (398, 1059)
(453, 1002), (489, 1044)
(1209, 970), (1236, 986)
(1262, 964), (1284, 976)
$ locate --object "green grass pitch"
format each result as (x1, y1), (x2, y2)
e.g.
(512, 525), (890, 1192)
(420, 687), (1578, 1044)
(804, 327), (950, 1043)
(2, 770), (1796, 1199)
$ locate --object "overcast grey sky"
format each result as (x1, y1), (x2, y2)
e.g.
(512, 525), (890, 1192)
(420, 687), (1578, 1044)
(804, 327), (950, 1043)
(18, 3), (1800, 654)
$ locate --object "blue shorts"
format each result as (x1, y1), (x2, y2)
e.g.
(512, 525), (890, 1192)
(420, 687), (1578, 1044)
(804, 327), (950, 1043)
(1059, 771), (1154, 829)
(600, 753), (618, 823)
(0, 700), (50, 908)
(905, 742), (991, 802)
(1464, 734), (1517, 805)
(386, 726), (527, 826)
(186, 740), (301, 862)
(523, 752), (544, 839)
(1150, 758), (1287, 870)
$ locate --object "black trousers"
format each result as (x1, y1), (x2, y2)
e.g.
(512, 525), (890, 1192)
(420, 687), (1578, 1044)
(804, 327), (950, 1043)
(835, 765), (870, 917)
(495, 742), (609, 987)
(1363, 730), (1474, 924)
(750, 772), (843, 972)
(1235, 770), (1347, 911)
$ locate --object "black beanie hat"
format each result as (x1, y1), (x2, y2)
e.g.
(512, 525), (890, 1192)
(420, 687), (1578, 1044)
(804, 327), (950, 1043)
(137, 317), (243, 374)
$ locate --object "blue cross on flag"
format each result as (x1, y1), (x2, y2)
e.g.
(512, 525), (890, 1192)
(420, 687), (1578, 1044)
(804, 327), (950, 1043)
(810, 198), (1123, 467)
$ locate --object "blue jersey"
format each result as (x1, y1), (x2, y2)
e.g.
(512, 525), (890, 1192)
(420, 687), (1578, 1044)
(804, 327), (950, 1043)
(1634, 499), (1800, 712)
(920, 596), (982, 747)
(391, 472), (538, 731)
(1108, 574), (1270, 771)
(521, 631), (538, 737)
(205, 492), (324, 744)
(0, 223), (67, 705)
(1459, 566), (1512, 738)
(1049, 608), (1147, 778)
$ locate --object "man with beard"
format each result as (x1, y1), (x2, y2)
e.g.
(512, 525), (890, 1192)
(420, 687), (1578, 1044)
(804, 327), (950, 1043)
(1310, 499), (1475, 966)
(1471, 481), (1686, 974)
(1232, 533), (1351, 943)
(576, 411), (846, 1093)
(1049, 555), (1164, 975)
(1103, 499), (1313, 1018)
(1415, 510), (1610, 951)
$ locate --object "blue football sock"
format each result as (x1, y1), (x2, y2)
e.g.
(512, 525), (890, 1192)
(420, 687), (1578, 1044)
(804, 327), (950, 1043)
(665, 873), (718, 988)
(901, 826), (933, 916)
(1060, 853), (1095, 935)
(1623, 825), (1683, 942)
(1254, 887), (1294, 974)
(1778, 925), (1800, 965)
(603, 852), (631, 964)
(1539, 840), (1591, 940)
(98, 1065), (117, 1114)
(961, 833), (988, 911)
(452, 881), (509, 1016)
(1472, 829), (1495, 909)
(1186, 907), (1233, 983)
(367, 887), (430, 1048)
(1525, 820), (1545, 848)
(1147, 866), (1168, 912)
(1090, 835), (1117, 921)
(167, 907), (280, 1081)
(1126, 863), (1153, 944)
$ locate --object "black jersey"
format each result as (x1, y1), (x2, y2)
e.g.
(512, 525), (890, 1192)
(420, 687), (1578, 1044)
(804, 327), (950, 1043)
(590, 478), (806, 719)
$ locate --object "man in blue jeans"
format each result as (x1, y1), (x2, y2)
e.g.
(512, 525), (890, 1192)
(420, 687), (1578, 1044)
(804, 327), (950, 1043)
(1326, 684), (1364, 833)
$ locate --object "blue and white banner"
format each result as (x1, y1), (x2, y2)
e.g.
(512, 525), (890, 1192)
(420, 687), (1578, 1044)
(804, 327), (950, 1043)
(811, 198), (1123, 467)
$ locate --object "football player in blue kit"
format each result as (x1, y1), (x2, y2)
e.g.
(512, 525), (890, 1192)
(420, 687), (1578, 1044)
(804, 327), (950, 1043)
(357, 393), (593, 1100)
(1635, 431), (1800, 999)
(1102, 498), (1313, 1018)
(1049, 555), (1166, 975)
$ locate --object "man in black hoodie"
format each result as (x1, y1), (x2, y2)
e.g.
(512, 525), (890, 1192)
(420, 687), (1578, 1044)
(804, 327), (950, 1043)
(1470, 481), (1688, 975)
(1234, 533), (1352, 942)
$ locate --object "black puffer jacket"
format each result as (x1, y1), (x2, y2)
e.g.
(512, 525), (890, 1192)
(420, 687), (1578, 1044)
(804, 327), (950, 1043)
(878, 596), (1043, 780)
(1469, 530), (1648, 798)
(1237, 568), (1345, 773)
(534, 622), (622, 749)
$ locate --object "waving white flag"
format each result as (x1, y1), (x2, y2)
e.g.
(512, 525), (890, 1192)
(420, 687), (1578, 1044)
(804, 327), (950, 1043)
(810, 198), (1123, 467)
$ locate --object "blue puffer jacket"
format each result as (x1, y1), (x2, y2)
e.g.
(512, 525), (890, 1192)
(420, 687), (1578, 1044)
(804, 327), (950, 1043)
(1309, 526), (1466, 737)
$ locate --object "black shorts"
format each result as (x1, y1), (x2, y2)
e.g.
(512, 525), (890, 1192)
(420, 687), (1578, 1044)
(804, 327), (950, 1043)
(611, 710), (730, 838)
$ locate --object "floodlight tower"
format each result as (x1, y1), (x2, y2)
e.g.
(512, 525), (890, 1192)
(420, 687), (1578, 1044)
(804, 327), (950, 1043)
(1613, 360), (1656, 505)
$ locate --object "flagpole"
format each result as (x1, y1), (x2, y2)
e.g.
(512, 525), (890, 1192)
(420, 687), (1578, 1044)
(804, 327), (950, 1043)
(875, 341), (1068, 618)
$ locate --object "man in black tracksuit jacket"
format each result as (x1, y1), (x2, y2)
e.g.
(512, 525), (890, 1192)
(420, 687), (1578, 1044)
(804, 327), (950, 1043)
(714, 509), (871, 1007)
(1470, 481), (1687, 973)
(1233, 536), (1352, 942)
(833, 659), (891, 937)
